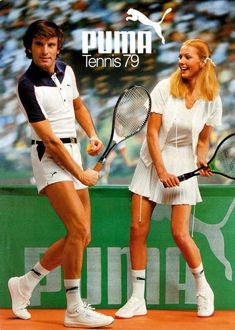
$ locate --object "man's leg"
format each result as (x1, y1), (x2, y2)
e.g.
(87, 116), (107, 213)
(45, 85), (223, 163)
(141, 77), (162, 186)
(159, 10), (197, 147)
(8, 181), (113, 327)
(44, 182), (114, 327)
(8, 181), (84, 320)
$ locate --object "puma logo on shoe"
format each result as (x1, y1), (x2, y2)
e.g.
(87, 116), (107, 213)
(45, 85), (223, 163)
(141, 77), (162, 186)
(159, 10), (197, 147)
(51, 171), (57, 177)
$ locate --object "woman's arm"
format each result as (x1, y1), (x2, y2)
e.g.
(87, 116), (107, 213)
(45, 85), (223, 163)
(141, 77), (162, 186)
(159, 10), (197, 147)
(147, 113), (179, 187)
(196, 124), (214, 177)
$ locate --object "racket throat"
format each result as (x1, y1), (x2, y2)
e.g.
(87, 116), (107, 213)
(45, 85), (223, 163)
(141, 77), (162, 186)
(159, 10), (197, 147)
(93, 160), (105, 172)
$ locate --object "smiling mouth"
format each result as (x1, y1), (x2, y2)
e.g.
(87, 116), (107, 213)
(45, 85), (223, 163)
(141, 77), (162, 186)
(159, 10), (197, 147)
(180, 69), (190, 76)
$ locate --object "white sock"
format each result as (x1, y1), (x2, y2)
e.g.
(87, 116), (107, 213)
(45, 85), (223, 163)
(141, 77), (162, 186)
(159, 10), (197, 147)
(131, 269), (146, 299)
(64, 279), (83, 313)
(191, 263), (209, 293)
(20, 262), (50, 297)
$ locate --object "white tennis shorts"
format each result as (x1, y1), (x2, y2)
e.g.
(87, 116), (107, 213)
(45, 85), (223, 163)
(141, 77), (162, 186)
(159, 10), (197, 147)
(31, 142), (87, 194)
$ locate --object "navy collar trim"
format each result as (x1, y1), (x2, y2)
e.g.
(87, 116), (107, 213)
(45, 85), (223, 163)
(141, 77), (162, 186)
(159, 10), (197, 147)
(28, 60), (66, 79)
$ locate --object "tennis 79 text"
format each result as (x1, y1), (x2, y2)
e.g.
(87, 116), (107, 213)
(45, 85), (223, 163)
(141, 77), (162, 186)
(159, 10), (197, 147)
(83, 54), (139, 68)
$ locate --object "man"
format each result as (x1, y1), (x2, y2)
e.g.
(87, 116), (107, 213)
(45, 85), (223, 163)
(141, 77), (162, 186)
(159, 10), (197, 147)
(8, 20), (114, 328)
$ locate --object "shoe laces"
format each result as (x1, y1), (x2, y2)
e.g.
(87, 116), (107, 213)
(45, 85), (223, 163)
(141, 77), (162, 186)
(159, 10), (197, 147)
(18, 281), (31, 308)
(18, 292), (30, 309)
(196, 293), (210, 310)
(83, 301), (95, 311)
(81, 301), (108, 317)
(123, 296), (140, 307)
(23, 300), (30, 308)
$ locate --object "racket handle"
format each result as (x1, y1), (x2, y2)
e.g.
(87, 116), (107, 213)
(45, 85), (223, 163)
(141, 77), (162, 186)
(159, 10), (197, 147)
(162, 173), (190, 188)
(178, 172), (197, 182)
(163, 172), (199, 187)
(93, 161), (103, 172)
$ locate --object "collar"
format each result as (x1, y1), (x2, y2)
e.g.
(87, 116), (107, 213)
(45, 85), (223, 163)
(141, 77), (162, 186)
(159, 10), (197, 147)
(27, 60), (66, 84)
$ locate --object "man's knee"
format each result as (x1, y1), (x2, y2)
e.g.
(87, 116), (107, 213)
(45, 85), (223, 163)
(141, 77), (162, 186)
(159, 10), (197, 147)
(68, 222), (90, 245)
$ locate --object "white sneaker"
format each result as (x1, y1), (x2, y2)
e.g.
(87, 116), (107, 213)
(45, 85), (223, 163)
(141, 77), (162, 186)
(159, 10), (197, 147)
(8, 277), (31, 320)
(115, 297), (147, 319)
(197, 286), (214, 317)
(64, 302), (114, 328)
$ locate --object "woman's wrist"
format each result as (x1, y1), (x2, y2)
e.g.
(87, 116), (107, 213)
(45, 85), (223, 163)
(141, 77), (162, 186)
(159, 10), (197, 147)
(156, 166), (167, 178)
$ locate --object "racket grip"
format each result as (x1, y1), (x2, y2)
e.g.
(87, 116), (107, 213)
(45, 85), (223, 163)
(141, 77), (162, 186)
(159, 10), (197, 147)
(163, 172), (197, 187)
(93, 161), (103, 172)
(178, 174), (188, 182)
(163, 174), (188, 188)
(177, 172), (195, 182)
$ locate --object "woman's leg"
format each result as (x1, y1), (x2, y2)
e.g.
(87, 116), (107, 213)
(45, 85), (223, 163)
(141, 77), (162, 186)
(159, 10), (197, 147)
(115, 194), (155, 319)
(130, 193), (155, 269)
(171, 204), (201, 268)
(171, 204), (214, 317)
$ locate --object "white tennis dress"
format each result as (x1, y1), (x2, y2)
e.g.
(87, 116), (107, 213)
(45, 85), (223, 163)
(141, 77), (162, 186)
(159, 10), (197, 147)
(129, 79), (222, 206)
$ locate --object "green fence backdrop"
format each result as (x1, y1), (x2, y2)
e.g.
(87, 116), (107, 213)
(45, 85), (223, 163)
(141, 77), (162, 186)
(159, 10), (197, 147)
(0, 184), (235, 310)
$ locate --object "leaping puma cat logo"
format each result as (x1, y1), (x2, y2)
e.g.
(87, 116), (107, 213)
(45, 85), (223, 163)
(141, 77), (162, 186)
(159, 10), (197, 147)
(126, 8), (172, 44)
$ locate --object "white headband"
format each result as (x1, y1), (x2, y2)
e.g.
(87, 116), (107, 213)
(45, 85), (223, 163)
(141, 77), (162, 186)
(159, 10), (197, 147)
(205, 57), (216, 66)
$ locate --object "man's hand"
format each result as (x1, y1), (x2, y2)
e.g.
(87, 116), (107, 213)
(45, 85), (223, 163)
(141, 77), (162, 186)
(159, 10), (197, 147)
(80, 168), (99, 186)
(86, 137), (103, 156)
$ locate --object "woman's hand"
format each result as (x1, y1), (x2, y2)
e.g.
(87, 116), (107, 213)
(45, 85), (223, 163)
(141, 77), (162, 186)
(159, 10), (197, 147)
(159, 171), (180, 188)
(197, 159), (213, 177)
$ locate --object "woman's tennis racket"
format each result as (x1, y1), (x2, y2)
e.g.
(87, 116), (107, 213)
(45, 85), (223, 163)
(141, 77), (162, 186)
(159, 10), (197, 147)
(178, 133), (235, 182)
(93, 85), (151, 171)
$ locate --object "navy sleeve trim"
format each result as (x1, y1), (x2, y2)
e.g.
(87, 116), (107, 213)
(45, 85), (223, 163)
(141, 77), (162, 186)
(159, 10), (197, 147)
(18, 78), (46, 123)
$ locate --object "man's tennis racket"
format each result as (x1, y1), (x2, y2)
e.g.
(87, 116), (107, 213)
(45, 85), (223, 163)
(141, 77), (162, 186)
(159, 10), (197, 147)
(178, 133), (235, 182)
(93, 85), (151, 171)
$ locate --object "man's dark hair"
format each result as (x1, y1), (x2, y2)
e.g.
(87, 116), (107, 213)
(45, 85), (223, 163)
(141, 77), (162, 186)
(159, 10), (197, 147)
(23, 20), (64, 59)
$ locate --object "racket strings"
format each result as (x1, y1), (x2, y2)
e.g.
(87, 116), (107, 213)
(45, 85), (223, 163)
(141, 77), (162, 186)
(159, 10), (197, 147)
(213, 137), (235, 178)
(115, 87), (151, 138)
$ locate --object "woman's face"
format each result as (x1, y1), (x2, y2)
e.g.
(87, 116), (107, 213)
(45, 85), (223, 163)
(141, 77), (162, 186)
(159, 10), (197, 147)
(178, 45), (205, 81)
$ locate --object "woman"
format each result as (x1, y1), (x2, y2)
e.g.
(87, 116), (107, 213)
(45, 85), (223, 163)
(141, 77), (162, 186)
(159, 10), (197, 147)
(115, 39), (222, 319)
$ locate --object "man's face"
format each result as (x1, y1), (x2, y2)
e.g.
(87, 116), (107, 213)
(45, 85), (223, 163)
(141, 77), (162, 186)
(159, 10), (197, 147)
(30, 36), (60, 73)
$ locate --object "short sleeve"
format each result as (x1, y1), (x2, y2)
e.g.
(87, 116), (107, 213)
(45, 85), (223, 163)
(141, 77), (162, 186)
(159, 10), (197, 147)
(206, 95), (222, 127)
(17, 79), (46, 123)
(150, 79), (170, 114)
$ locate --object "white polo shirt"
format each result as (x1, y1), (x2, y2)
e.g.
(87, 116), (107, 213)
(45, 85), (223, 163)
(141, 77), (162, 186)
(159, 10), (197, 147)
(17, 60), (79, 140)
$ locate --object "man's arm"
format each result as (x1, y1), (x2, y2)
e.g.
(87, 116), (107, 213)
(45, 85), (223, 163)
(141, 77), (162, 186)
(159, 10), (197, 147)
(31, 119), (98, 186)
(73, 97), (103, 156)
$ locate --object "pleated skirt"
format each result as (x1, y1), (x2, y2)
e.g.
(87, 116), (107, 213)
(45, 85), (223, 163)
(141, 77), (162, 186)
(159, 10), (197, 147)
(129, 144), (202, 205)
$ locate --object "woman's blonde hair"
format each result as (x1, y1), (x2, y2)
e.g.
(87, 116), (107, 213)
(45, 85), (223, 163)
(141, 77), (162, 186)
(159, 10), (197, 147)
(170, 39), (219, 101)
